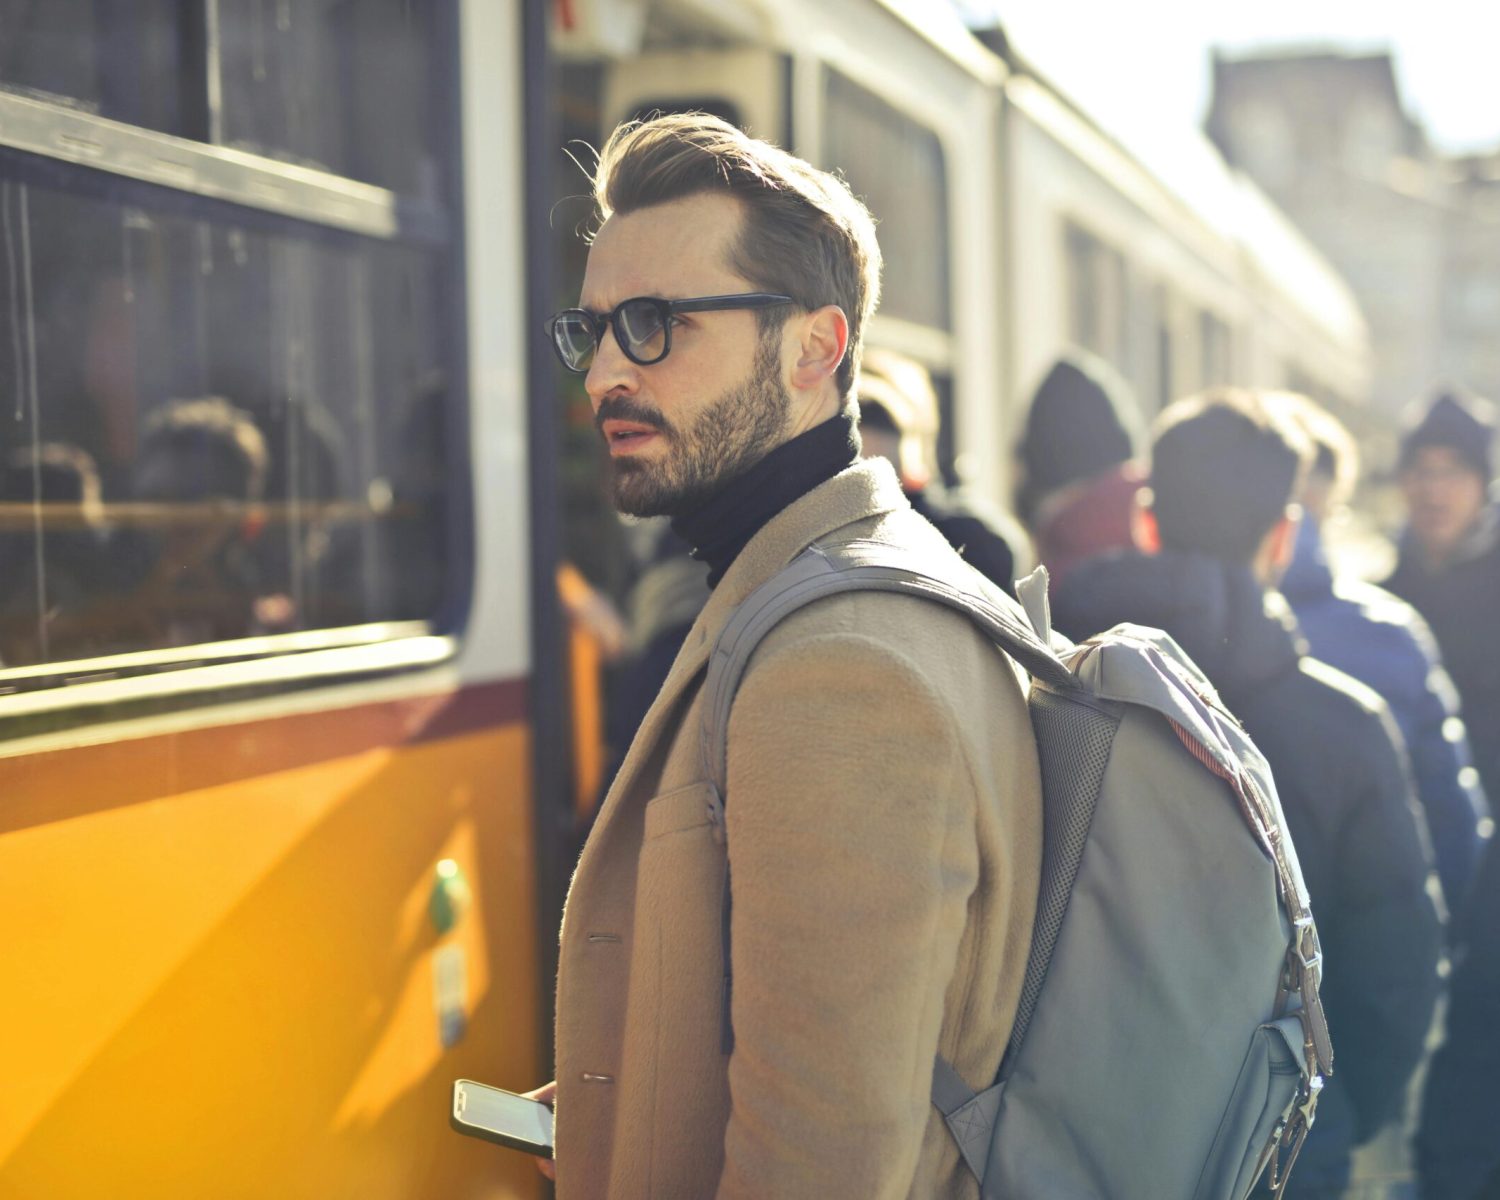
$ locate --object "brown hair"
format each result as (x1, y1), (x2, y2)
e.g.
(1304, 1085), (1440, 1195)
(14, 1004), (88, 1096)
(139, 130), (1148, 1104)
(593, 113), (882, 402)
(1148, 388), (1312, 563)
(1268, 392), (1359, 508)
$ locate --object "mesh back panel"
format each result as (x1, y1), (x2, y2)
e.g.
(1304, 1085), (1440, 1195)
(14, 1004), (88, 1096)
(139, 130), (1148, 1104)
(1007, 687), (1121, 1055)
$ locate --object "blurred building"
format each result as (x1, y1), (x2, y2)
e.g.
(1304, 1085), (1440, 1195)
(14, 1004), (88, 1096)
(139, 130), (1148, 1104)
(1207, 50), (1500, 428)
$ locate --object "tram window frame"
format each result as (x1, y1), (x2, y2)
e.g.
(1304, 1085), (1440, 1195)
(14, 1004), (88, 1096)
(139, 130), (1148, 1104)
(1198, 309), (1233, 389)
(0, 0), (472, 723)
(822, 68), (953, 335)
(1063, 219), (1127, 369)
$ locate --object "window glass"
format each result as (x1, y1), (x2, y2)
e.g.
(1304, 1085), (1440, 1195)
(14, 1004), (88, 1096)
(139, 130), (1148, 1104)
(1199, 310), (1233, 388)
(0, 177), (452, 669)
(217, 0), (444, 199)
(1065, 222), (1127, 367)
(824, 71), (951, 331)
(0, 0), (188, 134)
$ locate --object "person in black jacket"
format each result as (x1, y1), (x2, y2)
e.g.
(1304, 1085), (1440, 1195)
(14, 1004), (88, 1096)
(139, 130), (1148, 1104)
(1053, 388), (1444, 1199)
(1386, 388), (1500, 1200)
(857, 348), (1027, 596)
(1385, 389), (1500, 806)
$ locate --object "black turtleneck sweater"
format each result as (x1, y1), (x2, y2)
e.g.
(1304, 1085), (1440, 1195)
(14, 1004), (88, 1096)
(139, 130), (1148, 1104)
(671, 412), (860, 588)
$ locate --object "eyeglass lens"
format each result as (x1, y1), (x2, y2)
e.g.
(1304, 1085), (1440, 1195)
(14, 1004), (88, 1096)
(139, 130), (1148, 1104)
(616, 300), (668, 364)
(552, 299), (671, 372)
(553, 312), (600, 372)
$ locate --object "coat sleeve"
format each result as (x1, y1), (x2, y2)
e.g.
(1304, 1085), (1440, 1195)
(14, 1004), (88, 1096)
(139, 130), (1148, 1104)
(1417, 839), (1500, 1200)
(1389, 617), (1490, 911)
(713, 626), (981, 1200)
(1317, 703), (1444, 1146)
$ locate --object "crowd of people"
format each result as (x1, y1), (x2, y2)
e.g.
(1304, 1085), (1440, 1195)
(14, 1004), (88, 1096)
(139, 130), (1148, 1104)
(531, 111), (1495, 1200)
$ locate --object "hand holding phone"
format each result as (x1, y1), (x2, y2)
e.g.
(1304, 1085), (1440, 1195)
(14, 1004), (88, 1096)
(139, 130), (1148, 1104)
(450, 1079), (554, 1158)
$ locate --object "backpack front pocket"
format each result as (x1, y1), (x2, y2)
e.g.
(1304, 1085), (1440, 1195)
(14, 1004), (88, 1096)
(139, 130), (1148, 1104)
(1192, 1016), (1306, 1200)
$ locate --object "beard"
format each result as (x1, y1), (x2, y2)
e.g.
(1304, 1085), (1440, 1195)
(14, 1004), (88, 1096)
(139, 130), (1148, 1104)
(599, 334), (791, 518)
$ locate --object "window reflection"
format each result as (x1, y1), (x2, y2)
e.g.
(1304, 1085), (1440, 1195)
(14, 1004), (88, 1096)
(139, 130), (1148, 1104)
(217, 0), (443, 197)
(0, 0), (187, 134)
(0, 177), (452, 670)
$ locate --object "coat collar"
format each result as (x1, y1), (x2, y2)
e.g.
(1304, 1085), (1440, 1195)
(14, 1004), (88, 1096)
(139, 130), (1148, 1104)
(595, 458), (909, 809)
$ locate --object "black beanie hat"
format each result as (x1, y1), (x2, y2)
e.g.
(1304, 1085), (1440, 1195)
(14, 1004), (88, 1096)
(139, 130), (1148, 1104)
(1398, 388), (1495, 482)
(1016, 351), (1141, 518)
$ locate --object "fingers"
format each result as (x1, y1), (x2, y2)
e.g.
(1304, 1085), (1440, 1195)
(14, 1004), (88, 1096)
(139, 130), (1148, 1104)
(523, 1081), (557, 1178)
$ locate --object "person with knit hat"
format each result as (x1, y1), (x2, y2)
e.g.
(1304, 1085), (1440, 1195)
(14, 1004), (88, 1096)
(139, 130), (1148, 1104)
(1387, 387), (1500, 1200)
(1275, 393), (1489, 913)
(1385, 388), (1500, 797)
(1013, 350), (1145, 588)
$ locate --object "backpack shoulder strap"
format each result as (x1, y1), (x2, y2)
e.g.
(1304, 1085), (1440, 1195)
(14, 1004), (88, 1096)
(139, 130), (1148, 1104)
(699, 538), (1076, 795)
(700, 538), (1076, 1059)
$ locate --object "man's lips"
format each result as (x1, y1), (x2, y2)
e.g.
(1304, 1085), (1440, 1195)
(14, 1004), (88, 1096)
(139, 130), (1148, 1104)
(601, 419), (663, 454)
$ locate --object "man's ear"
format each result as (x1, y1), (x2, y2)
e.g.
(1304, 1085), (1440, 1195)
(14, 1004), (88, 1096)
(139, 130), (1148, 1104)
(1131, 490), (1161, 553)
(790, 305), (848, 392)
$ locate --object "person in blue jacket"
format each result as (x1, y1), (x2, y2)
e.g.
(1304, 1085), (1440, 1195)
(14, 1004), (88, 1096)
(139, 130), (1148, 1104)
(1276, 394), (1490, 912)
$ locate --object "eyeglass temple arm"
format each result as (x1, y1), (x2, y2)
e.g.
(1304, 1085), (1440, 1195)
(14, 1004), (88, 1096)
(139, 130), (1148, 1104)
(667, 293), (794, 314)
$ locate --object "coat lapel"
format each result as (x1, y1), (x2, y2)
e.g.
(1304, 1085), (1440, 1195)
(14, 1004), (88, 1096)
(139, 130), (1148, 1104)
(580, 459), (909, 849)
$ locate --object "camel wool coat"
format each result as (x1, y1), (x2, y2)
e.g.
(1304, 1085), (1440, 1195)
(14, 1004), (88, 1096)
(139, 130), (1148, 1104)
(552, 459), (1043, 1199)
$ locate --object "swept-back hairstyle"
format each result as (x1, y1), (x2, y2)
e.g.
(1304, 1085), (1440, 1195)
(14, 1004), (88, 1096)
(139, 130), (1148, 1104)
(1149, 388), (1312, 563)
(593, 113), (882, 402)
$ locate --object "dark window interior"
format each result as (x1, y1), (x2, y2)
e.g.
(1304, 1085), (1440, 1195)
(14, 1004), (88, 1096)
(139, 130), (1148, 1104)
(0, 4), (458, 676)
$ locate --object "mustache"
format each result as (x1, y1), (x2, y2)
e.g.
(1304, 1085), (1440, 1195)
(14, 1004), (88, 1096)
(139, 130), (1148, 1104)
(595, 397), (673, 436)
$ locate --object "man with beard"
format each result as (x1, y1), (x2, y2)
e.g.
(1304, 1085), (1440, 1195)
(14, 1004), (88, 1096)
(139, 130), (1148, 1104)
(1052, 390), (1442, 1198)
(527, 115), (1042, 1199)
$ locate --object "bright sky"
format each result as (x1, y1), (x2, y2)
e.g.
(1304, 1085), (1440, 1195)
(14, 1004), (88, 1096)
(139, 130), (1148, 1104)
(958, 1), (1500, 154)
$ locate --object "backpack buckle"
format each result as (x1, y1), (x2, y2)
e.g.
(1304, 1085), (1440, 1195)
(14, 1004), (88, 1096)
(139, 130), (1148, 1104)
(1267, 1073), (1321, 1199)
(1294, 916), (1323, 986)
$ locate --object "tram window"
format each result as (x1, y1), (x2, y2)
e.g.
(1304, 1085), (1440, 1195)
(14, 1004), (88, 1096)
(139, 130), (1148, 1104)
(0, 178), (452, 670)
(1199, 311), (1232, 388)
(1065, 222), (1126, 367)
(0, 0), (187, 134)
(217, 0), (443, 198)
(1156, 324), (1175, 413)
(823, 71), (951, 332)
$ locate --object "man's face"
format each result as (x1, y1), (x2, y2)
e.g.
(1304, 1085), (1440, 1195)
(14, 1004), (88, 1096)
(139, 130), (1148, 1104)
(1400, 445), (1488, 561)
(580, 193), (791, 517)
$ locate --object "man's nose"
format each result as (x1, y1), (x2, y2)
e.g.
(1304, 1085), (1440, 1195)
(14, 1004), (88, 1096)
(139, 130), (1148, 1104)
(585, 325), (639, 405)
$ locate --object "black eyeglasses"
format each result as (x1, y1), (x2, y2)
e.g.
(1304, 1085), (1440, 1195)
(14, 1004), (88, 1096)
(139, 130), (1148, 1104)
(546, 292), (794, 373)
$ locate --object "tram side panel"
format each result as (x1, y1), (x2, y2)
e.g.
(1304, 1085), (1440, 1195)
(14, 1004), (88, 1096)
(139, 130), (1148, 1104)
(0, 0), (544, 1195)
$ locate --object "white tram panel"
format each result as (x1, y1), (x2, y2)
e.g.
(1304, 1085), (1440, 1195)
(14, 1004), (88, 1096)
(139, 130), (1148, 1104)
(454, 0), (533, 688)
(1004, 72), (1248, 423)
(1000, 48), (1369, 436)
(1228, 179), (1370, 405)
(594, 0), (1009, 506)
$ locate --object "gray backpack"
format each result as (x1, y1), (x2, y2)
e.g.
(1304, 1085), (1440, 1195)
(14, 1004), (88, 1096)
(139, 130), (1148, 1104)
(702, 539), (1334, 1200)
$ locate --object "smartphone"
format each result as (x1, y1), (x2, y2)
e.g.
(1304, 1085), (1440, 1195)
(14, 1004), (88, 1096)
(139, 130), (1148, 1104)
(450, 1080), (554, 1157)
